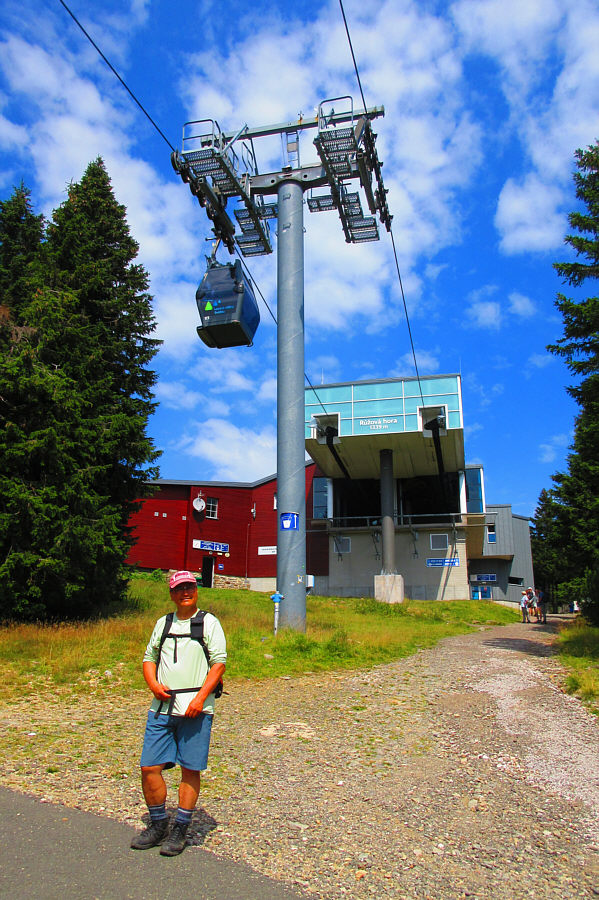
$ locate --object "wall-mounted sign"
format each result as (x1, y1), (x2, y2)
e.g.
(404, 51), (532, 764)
(358, 417), (399, 432)
(280, 513), (299, 531)
(258, 546), (277, 556)
(475, 573), (497, 582)
(217, 563), (224, 571)
(426, 557), (460, 567)
(192, 539), (230, 553)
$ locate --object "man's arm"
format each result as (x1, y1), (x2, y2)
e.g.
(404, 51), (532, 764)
(184, 662), (226, 718)
(142, 660), (172, 702)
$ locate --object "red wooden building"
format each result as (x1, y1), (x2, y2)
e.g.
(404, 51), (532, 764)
(126, 462), (327, 590)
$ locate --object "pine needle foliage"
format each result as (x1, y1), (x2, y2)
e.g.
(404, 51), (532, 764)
(533, 141), (599, 623)
(0, 160), (161, 620)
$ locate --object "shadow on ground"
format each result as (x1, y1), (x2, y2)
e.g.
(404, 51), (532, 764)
(481, 619), (560, 658)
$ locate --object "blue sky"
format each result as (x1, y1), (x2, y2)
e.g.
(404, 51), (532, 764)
(1, 0), (598, 518)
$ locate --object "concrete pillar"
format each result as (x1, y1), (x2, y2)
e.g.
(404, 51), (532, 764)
(380, 448), (396, 574)
(375, 448), (404, 603)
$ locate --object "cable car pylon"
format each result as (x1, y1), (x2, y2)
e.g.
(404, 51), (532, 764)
(172, 97), (391, 631)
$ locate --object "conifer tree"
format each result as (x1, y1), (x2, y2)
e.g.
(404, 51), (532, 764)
(530, 488), (568, 607)
(0, 161), (161, 620)
(542, 140), (599, 622)
(0, 184), (43, 321)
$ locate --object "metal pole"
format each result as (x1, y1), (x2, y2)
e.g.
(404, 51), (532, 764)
(380, 449), (396, 574)
(276, 178), (306, 631)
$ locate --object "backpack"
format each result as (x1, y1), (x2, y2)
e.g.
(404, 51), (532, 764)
(156, 610), (223, 699)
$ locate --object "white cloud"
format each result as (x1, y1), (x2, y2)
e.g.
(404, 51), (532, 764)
(153, 281), (203, 356)
(467, 300), (502, 330)
(155, 381), (203, 411)
(306, 355), (342, 386)
(464, 422), (483, 439)
(508, 291), (536, 317)
(453, 0), (599, 255)
(495, 175), (565, 254)
(538, 433), (570, 463)
(528, 352), (553, 369)
(181, 418), (276, 481)
(464, 372), (504, 408)
(256, 375), (277, 404)
(391, 349), (440, 378)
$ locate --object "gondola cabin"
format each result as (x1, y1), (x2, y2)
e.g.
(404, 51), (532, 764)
(196, 259), (260, 348)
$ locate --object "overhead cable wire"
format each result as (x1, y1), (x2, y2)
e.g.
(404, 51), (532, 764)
(60, 0), (329, 420)
(235, 244), (330, 415)
(56, 0), (176, 152)
(338, 0), (426, 412)
(389, 228), (426, 409)
(338, 0), (368, 114)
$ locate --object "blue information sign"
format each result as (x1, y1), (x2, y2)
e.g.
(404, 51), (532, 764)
(280, 512), (299, 531)
(426, 558), (460, 567)
(197, 540), (230, 553)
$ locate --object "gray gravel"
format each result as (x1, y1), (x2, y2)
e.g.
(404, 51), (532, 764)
(1, 614), (598, 899)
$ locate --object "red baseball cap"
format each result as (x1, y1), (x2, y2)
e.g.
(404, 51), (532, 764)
(169, 570), (196, 589)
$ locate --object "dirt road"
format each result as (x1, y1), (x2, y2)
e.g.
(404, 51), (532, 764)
(1, 615), (598, 898)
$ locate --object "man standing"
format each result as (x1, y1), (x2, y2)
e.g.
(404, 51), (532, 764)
(537, 589), (547, 625)
(131, 570), (227, 856)
(520, 590), (529, 623)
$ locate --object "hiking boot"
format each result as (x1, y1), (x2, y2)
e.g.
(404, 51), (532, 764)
(159, 821), (189, 856)
(130, 818), (169, 850)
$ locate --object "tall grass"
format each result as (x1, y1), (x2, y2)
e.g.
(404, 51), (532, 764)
(0, 574), (519, 702)
(557, 618), (599, 715)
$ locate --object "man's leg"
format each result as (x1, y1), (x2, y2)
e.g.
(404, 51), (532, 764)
(132, 710), (176, 851)
(141, 764), (168, 806)
(160, 767), (201, 857)
(131, 766), (170, 849)
(179, 766), (201, 810)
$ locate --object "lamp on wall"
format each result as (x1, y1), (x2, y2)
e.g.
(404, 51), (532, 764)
(251, 504), (257, 520)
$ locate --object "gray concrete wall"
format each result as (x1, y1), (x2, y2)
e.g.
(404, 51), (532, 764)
(323, 529), (470, 600)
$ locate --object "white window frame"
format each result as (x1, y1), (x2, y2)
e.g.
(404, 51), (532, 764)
(334, 536), (351, 554)
(430, 533), (449, 551)
(206, 497), (218, 519)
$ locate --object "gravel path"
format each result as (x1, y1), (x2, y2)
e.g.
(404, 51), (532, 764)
(1, 615), (598, 899)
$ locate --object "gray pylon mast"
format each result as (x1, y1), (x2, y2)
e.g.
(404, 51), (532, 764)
(171, 96), (392, 631)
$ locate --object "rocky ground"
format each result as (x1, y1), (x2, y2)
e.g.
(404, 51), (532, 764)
(1, 615), (598, 899)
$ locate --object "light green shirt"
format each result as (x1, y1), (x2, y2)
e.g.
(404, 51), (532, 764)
(143, 611), (227, 716)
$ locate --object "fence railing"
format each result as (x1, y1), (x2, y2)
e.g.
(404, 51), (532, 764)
(316, 512), (467, 529)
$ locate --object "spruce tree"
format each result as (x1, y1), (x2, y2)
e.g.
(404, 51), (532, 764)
(530, 488), (569, 608)
(0, 184), (43, 321)
(0, 161), (161, 620)
(545, 140), (599, 622)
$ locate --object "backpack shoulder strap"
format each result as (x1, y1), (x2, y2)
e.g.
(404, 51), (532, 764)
(191, 610), (223, 698)
(190, 610), (211, 667)
(155, 612), (175, 670)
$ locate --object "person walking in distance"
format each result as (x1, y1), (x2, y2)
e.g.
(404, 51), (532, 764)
(520, 590), (529, 623)
(130, 571), (227, 856)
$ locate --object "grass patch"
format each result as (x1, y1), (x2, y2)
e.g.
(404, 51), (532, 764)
(557, 618), (599, 715)
(0, 575), (519, 702)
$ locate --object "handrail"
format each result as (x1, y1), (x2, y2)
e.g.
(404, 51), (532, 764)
(322, 512), (469, 529)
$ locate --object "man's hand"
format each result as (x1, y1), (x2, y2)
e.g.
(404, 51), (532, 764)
(142, 660), (171, 701)
(151, 682), (172, 702)
(184, 694), (205, 718)
(183, 662), (226, 718)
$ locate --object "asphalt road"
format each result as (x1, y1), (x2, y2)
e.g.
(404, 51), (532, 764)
(0, 788), (306, 900)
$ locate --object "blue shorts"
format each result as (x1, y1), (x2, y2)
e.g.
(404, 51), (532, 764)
(140, 711), (213, 772)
